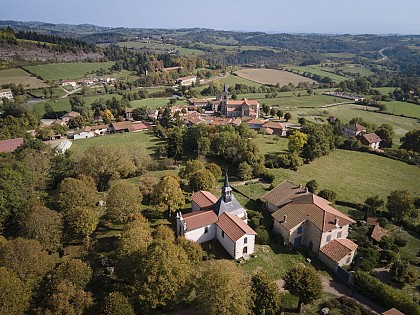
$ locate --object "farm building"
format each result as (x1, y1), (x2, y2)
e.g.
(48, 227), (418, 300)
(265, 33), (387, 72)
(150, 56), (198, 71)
(176, 75), (197, 86)
(0, 137), (24, 153)
(0, 88), (13, 102)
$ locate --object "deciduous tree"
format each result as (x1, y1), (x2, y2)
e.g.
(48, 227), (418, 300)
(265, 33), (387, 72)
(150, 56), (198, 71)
(251, 270), (282, 315)
(387, 190), (414, 223)
(51, 259), (93, 290)
(56, 177), (97, 212)
(189, 169), (216, 191)
(151, 176), (185, 217)
(64, 206), (99, 240)
(305, 180), (318, 194)
(102, 292), (135, 315)
(288, 130), (308, 153)
(400, 129), (420, 152)
(0, 267), (31, 315)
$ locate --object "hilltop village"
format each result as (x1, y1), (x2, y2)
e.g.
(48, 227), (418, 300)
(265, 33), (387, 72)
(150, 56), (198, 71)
(0, 23), (419, 315)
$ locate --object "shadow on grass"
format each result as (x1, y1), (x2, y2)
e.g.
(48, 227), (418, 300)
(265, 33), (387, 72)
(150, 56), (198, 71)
(201, 240), (232, 260)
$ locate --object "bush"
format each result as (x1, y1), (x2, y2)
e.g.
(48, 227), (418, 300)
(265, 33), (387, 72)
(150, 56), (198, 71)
(318, 189), (337, 202)
(305, 180), (318, 193)
(255, 227), (269, 245)
(394, 235), (408, 247)
(355, 271), (420, 315)
(261, 171), (275, 183)
(380, 250), (399, 266)
(358, 247), (380, 272)
(247, 210), (263, 220)
(251, 217), (261, 229)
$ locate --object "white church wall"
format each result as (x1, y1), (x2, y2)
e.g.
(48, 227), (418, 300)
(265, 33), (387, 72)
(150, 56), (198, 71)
(185, 224), (216, 243)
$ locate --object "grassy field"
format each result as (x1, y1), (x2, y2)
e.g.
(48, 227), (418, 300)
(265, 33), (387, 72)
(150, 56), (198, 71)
(374, 87), (396, 95)
(215, 73), (263, 87)
(0, 68), (49, 89)
(24, 62), (115, 81)
(238, 93), (339, 108)
(115, 41), (205, 56)
(236, 69), (316, 85)
(130, 97), (189, 109)
(70, 130), (161, 156)
(382, 100), (420, 118)
(287, 65), (347, 83)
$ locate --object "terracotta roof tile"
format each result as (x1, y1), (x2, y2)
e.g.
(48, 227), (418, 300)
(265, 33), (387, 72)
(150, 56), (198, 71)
(371, 225), (387, 242)
(216, 212), (256, 241)
(0, 138), (24, 153)
(344, 123), (367, 131)
(319, 239), (358, 263)
(358, 132), (381, 144)
(111, 121), (134, 131)
(191, 191), (218, 209)
(183, 210), (218, 231)
(132, 122), (149, 130)
(382, 308), (405, 315)
(262, 121), (286, 130)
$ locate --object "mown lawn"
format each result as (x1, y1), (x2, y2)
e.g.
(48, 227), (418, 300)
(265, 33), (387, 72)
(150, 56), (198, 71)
(24, 61), (115, 81)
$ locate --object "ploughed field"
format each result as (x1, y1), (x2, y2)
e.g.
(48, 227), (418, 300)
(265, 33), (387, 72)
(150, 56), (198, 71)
(235, 68), (316, 85)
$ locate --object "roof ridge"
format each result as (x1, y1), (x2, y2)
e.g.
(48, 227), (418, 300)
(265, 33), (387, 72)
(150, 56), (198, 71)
(224, 212), (248, 234)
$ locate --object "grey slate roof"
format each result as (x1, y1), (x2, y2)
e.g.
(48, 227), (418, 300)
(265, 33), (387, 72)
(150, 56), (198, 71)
(213, 194), (246, 217)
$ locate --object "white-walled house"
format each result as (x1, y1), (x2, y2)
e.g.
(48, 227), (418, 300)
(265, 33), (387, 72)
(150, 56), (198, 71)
(264, 181), (357, 273)
(73, 127), (95, 140)
(357, 132), (382, 150)
(176, 173), (257, 259)
(343, 123), (367, 138)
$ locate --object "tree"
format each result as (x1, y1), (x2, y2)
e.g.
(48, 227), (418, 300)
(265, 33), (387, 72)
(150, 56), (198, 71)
(400, 129), (420, 152)
(106, 180), (143, 224)
(387, 190), (414, 223)
(276, 110), (284, 120)
(206, 162), (222, 179)
(56, 177), (97, 212)
(176, 237), (205, 265)
(51, 259), (93, 290)
(283, 264), (322, 313)
(136, 238), (192, 311)
(68, 115), (86, 128)
(390, 260), (418, 285)
(166, 126), (185, 160)
(118, 215), (153, 257)
(20, 205), (63, 252)
(301, 124), (335, 162)
(138, 176), (159, 197)
(197, 260), (252, 315)
(69, 96), (88, 117)
(35, 126), (54, 140)
(305, 180), (318, 194)
(179, 159), (205, 179)
(0, 237), (54, 289)
(64, 206), (99, 240)
(284, 112), (292, 122)
(151, 176), (185, 217)
(362, 195), (384, 220)
(270, 108), (277, 116)
(0, 267), (31, 315)
(288, 130), (308, 153)
(375, 124), (394, 148)
(251, 270), (281, 315)
(45, 280), (93, 315)
(189, 169), (216, 191)
(262, 104), (270, 115)
(318, 189), (337, 202)
(238, 161), (253, 180)
(102, 292), (135, 315)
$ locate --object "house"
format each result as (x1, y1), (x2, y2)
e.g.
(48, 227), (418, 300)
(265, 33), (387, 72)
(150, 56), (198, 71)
(370, 224), (387, 243)
(343, 123), (367, 138)
(188, 98), (208, 107)
(382, 308), (405, 315)
(125, 108), (134, 121)
(245, 118), (266, 130)
(60, 80), (77, 88)
(176, 75), (197, 86)
(265, 181), (357, 272)
(0, 138), (24, 153)
(262, 121), (290, 136)
(357, 132), (382, 150)
(109, 121), (134, 133)
(213, 84), (260, 118)
(90, 124), (109, 136)
(132, 121), (150, 132)
(61, 111), (81, 124)
(0, 88), (13, 101)
(176, 173), (257, 259)
(73, 127), (95, 140)
(78, 79), (95, 86)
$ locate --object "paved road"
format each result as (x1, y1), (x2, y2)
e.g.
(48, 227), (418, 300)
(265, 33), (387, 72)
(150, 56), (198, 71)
(276, 276), (386, 314)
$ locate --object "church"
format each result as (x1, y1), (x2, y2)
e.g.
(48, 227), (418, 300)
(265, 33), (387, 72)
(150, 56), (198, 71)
(176, 173), (257, 259)
(212, 84), (260, 118)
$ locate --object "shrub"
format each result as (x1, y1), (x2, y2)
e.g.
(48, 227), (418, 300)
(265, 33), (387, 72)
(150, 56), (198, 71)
(251, 217), (261, 229)
(394, 235), (408, 247)
(305, 180), (318, 193)
(354, 271), (420, 315)
(318, 189), (337, 202)
(358, 247), (380, 272)
(380, 250), (399, 266)
(261, 171), (275, 183)
(255, 227), (269, 245)
(390, 260), (418, 285)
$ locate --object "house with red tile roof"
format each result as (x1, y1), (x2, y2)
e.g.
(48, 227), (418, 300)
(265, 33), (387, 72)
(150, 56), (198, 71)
(176, 173), (256, 259)
(0, 137), (24, 153)
(265, 181), (357, 272)
(357, 132), (382, 150)
(382, 308), (405, 315)
(343, 123), (367, 138)
(176, 75), (197, 86)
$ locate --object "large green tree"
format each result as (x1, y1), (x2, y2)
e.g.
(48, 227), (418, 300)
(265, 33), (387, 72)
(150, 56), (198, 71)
(151, 176), (185, 217)
(400, 129), (420, 152)
(64, 206), (99, 240)
(189, 169), (216, 191)
(20, 205), (63, 252)
(102, 292), (135, 315)
(106, 180), (143, 224)
(196, 260), (252, 315)
(0, 237), (54, 289)
(387, 190), (414, 223)
(56, 177), (97, 212)
(288, 130), (308, 153)
(301, 124), (334, 162)
(251, 270), (282, 315)
(51, 259), (93, 290)
(362, 195), (384, 220)
(0, 267), (31, 315)
(283, 264), (322, 312)
(375, 124), (394, 148)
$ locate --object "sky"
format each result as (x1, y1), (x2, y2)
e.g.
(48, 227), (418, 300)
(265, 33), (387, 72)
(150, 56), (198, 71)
(3, 0), (420, 34)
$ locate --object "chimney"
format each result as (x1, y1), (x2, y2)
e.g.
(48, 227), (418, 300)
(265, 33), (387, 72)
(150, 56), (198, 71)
(305, 187), (308, 193)
(283, 215), (287, 223)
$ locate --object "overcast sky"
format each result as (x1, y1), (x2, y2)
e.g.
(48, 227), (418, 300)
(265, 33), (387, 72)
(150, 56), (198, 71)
(3, 0), (420, 34)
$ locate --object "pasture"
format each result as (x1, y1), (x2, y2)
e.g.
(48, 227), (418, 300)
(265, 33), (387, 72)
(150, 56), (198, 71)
(24, 62), (115, 81)
(287, 65), (347, 82)
(235, 68), (316, 85)
(382, 100), (420, 118)
(0, 68), (49, 89)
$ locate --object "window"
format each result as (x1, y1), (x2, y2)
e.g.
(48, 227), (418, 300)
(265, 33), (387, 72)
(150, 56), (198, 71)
(222, 231), (225, 238)
(297, 226), (303, 234)
(244, 237), (248, 244)
(204, 227), (209, 234)
(337, 231), (342, 238)
(346, 256), (351, 264)
(326, 234), (331, 243)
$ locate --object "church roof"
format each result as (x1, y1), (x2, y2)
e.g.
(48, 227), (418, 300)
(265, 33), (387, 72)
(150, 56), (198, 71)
(183, 210), (218, 230)
(213, 194), (245, 217)
(191, 191), (218, 209)
(216, 212), (256, 241)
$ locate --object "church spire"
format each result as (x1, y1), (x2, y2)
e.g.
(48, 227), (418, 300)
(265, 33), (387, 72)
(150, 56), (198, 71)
(222, 171), (232, 202)
(223, 82), (227, 93)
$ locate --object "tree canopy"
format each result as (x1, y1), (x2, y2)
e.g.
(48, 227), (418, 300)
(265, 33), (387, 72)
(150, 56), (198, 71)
(151, 176), (185, 216)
